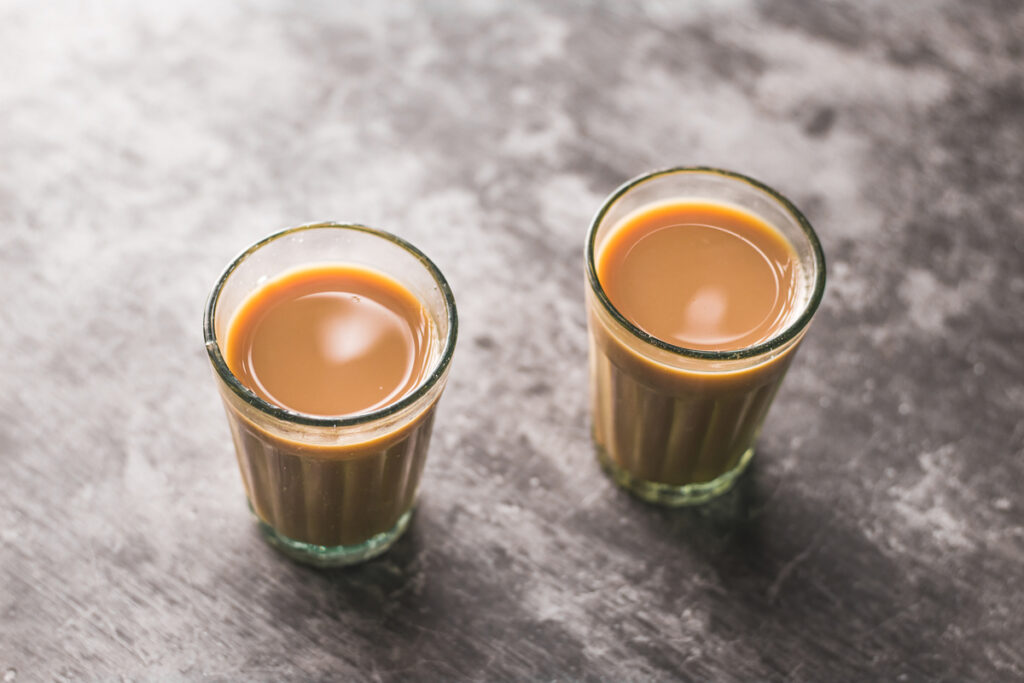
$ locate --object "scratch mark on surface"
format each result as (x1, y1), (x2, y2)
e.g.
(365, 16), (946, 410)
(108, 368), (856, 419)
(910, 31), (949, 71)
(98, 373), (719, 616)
(767, 534), (821, 604)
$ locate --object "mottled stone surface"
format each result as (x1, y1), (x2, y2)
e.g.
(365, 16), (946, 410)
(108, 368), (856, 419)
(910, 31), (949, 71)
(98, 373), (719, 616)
(1, 1), (1023, 680)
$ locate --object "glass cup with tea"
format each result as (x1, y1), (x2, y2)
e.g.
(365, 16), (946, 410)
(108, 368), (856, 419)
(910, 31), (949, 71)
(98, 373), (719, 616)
(204, 223), (457, 566)
(585, 167), (826, 505)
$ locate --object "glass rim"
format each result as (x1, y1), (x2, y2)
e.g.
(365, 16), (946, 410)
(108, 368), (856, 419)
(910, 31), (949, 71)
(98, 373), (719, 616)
(586, 166), (827, 361)
(203, 222), (459, 428)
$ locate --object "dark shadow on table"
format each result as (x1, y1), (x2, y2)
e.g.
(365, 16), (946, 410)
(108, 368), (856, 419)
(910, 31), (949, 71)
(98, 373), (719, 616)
(241, 503), (509, 679)
(604, 451), (973, 680)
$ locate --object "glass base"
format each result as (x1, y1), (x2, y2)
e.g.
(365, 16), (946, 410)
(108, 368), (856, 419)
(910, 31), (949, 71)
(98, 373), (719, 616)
(249, 504), (413, 567)
(596, 445), (754, 506)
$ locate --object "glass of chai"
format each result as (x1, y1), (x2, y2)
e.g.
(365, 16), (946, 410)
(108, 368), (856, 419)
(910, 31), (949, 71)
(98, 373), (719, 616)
(204, 223), (457, 566)
(586, 167), (826, 506)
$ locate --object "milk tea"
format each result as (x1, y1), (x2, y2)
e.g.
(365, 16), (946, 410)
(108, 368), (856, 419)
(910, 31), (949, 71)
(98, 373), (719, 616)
(589, 199), (806, 500)
(222, 264), (439, 547)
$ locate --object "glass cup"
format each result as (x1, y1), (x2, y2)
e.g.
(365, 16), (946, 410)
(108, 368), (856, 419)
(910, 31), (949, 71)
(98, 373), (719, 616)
(585, 167), (826, 505)
(204, 223), (458, 566)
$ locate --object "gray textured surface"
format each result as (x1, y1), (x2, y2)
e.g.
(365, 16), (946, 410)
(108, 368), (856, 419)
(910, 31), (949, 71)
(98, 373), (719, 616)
(2, 1), (1023, 680)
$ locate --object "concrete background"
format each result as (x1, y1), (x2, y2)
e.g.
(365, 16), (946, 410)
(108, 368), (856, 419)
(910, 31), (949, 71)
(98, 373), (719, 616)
(1, 1), (1022, 680)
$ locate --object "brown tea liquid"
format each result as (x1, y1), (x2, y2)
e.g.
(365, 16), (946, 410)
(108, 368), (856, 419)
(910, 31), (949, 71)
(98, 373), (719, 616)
(598, 200), (799, 351)
(221, 264), (440, 547)
(589, 200), (804, 494)
(225, 264), (434, 417)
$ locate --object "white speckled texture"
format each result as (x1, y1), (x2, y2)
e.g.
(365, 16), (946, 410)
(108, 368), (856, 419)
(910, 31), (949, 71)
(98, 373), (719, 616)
(1, 1), (1023, 680)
